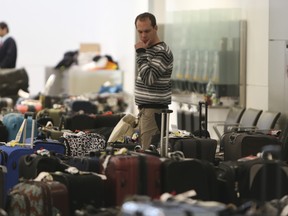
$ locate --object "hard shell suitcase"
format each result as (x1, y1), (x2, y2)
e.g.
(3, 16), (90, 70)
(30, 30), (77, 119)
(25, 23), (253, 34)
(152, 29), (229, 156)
(6, 179), (69, 216)
(222, 131), (282, 161)
(104, 153), (162, 206)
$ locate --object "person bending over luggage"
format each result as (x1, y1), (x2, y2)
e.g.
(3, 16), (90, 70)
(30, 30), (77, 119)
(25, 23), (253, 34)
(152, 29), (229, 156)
(134, 12), (174, 150)
(0, 22), (17, 68)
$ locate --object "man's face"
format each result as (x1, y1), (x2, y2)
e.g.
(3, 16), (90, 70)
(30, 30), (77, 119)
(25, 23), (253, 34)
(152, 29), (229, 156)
(136, 18), (157, 46)
(0, 28), (7, 37)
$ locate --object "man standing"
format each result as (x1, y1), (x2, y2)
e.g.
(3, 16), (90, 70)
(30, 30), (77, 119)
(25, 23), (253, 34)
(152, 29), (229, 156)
(0, 22), (17, 68)
(134, 12), (174, 150)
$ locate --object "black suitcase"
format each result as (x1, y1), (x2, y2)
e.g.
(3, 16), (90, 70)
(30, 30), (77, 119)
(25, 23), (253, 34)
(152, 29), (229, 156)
(0, 68), (29, 98)
(177, 109), (185, 130)
(173, 137), (217, 162)
(173, 102), (217, 162)
(161, 158), (219, 201)
(50, 171), (107, 215)
(222, 131), (282, 161)
(217, 157), (288, 205)
(18, 152), (102, 180)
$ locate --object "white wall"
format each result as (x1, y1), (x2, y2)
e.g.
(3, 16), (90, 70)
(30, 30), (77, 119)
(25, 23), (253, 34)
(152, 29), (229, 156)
(1, 0), (271, 113)
(0, 0), (148, 95)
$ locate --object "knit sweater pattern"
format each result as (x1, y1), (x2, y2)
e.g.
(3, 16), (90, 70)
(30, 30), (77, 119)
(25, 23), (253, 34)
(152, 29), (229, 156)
(135, 42), (173, 106)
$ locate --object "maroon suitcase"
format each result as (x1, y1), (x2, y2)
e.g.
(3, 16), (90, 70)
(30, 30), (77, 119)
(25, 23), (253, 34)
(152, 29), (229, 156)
(104, 153), (162, 206)
(222, 132), (282, 161)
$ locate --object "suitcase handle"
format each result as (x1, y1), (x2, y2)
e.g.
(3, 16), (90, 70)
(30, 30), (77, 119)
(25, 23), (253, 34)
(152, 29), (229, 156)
(11, 112), (36, 148)
(198, 101), (208, 138)
(160, 109), (173, 157)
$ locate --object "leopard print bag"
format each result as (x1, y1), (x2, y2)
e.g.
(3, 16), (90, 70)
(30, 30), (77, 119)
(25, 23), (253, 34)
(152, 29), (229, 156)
(63, 131), (106, 156)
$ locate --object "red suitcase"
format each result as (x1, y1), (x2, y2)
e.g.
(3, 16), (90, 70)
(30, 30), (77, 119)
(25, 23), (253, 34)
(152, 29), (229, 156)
(104, 153), (162, 206)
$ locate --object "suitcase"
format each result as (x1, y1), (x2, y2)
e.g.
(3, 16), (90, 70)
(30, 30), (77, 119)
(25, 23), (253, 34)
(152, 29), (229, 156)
(173, 137), (217, 162)
(18, 151), (102, 180)
(0, 112), (67, 202)
(64, 99), (97, 114)
(177, 109), (185, 130)
(0, 97), (13, 110)
(217, 157), (288, 205)
(104, 153), (162, 206)
(6, 179), (70, 216)
(0, 68), (29, 98)
(161, 158), (219, 201)
(222, 131), (282, 161)
(50, 171), (107, 215)
(0, 121), (8, 142)
(173, 102), (217, 162)
(2, 112), (37, 142)
(0, 166), (6, 209)
(18, 153), (67, 180)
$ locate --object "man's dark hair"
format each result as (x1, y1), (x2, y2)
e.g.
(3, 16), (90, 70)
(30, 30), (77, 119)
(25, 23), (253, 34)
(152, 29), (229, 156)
(0, 22), (9, 33)
(135, 12), (157, 27)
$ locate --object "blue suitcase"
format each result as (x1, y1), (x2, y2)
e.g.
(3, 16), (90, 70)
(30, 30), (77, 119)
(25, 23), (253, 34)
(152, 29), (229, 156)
(2, 112), (37, 142)
(0, 112), (67, 205)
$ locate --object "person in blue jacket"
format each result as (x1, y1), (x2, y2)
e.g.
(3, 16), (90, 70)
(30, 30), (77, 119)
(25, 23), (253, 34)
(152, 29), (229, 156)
(0, 22), (17, 68)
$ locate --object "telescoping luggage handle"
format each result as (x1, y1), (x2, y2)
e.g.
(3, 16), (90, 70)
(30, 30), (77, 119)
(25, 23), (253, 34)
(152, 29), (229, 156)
(160, 109), (173, 157)
(10, 112), (36, 148)
(198, 101), (208, 138)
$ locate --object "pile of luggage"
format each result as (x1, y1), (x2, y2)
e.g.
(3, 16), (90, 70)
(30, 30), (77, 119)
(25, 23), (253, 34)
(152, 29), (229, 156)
(0, 96), (287, 216)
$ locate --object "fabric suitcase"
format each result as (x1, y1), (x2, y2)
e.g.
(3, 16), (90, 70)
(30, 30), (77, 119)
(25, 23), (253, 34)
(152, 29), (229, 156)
(63, 113), (96, 131)
(177, 109), (185, 130)
(64, 99), (97, 114)
(104, 153), (162, 206)
(0, 112), (67, 201)
(56, 153), (102, 173)
(19, 152), (102, 180)
(0, 97), (13, 110)
(173, 137), (217, 162)
(2, 112), (37, 142)
(0, 68), (29, 98)
(18, 153), (67, 180)
(161, 158), (219, 201)
(50, 171), (107, 215)
(184, 110), (200, 133)
(0, 166), (6, 209)
(217, 158), (288, 204)
(28, 138), (68, 155)
(6, 179), (69, 216)
(0, 121), (8, 142)
(222, 132), (282, 161)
